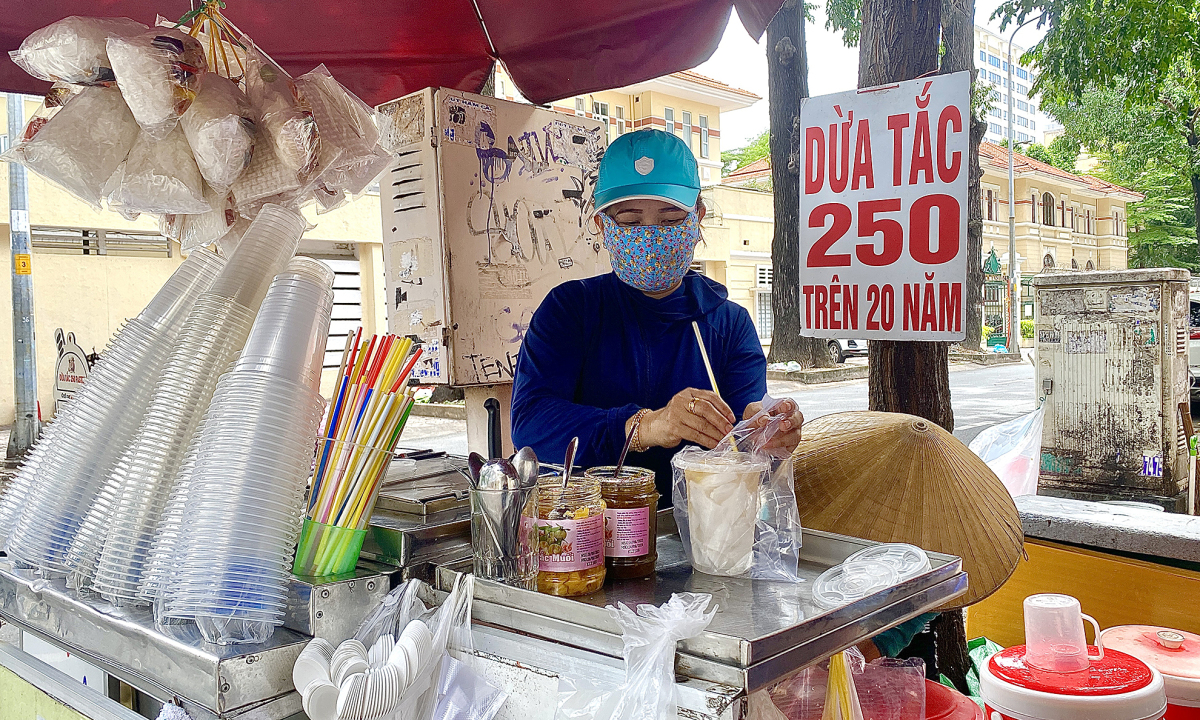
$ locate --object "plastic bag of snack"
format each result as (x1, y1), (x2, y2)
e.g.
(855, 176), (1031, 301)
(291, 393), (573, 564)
(106, 127), (211, 215)
(10, 16), (147, 86)
(17, 83), (81, 143)
(177, 187), (237, 253)
(244, 46), (319, 178)
(181, 74), (256, 190)
(231, 136), (301, 209)
(107, 28), (207, 139)
(0, 87), (139, 209)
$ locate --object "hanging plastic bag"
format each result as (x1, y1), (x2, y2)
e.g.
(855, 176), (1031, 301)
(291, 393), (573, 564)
(769, 649), (925, 720)
(107, 28), (207, 139)
(175, 188), (241, 254)
(968, 408), (1042, 497)
(1, 86), (140, 209)
(244, 44), (320, 179)
(106, 127), (211, 215)
(353, 579), (431, 650)
(432, 656), (509, 720)
(556, 592), (717, 720)
(671, 394), (803, 580)
(181, 73), (256, 191)
(10, 16), (148, 86)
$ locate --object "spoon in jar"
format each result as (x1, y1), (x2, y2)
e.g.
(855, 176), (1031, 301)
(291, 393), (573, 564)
(614, 424), (637, 478)
(551, 437), (578, 520)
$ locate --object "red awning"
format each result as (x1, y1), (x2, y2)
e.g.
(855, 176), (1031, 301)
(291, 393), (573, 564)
(0, 0), (783, 107)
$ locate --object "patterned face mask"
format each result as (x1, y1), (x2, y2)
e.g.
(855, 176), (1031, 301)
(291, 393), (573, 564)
(600, 212), (702, 293)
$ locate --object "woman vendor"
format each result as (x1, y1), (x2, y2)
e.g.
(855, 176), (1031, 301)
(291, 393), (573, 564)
(511, 128), (929, 661)
(511, 128), (802, 494)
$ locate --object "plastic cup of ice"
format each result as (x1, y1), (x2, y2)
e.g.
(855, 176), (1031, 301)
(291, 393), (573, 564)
(677, 453), (767, 576)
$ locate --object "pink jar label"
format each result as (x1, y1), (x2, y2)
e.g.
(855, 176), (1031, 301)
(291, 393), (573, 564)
(535, 515), (604, 571)
(604, 507), (650, 558)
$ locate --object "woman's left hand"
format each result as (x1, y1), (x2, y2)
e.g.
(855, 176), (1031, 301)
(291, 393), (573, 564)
(741, 398), (804, 452)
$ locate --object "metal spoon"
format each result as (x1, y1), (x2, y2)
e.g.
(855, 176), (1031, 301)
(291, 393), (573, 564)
(512, 446), (539, 488)
(614, 424), (637, 478)
(551, 437), (578, 519)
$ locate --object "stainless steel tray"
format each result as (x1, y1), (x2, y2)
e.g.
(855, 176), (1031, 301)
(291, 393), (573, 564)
(436, 528), (965, 691)
(374, 455), (469, 515)
(0, 565), (305, 720)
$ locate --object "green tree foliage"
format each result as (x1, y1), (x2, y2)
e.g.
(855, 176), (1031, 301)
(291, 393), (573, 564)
(1043, 86), (1200, 270)
(720, 129), (770, 175)
(997, 137), (1079, 172)
(995, 0), (1200, 251)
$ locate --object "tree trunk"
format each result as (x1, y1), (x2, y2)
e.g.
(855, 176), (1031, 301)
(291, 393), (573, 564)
(860, 0), (954, 432)
(765, 0), (831, 368)
(939, 0), (985, 351)
(1191, 172), (1200, 250)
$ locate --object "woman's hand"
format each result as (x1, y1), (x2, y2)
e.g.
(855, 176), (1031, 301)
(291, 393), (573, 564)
(741, 398), (804, 452)
(639, 388), (736, 449)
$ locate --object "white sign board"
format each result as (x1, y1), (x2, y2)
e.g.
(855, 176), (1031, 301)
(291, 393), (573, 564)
(799, 71), (971, 340)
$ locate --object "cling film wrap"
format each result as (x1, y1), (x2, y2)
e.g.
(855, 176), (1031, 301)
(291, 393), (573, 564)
(1, 87), (139, 209)
(10, 16), (147, 86)
(105, 127), (211, 216)
(107, 28), (208, 140)
(671, 393), (803, 580)
(556, 592), (717, 720)
(180, 73), (256, 191)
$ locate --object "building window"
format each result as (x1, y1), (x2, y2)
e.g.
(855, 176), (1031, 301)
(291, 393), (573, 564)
(1042, 192), (1055, 226)
(1016, 116), (1029, 128)
(496, 76), (505, 98)
(989, 122), (1002, 135)
(682, 111), (693, 151)
(1070, 206), (1078, 232)
(615, 106), (625, 135)
(989, 107), (1001, 118)
(989, 89), (1001, 102)
(1043, 253), (1055, 269)
(986, 189), (995, 221)
(699, 115), (709, 158)
(757, 264), (774, 287)
(980, 50), (987, 62)
(1018, 132), (1030, 142)
(1059, 200), (1066, 228)
(989, 71), (1001, 84)
(1031, 193), (1038, 222)
(1114, 209), (1121, 236)
(1030, 119), (1036, 131)
(1017, 100), (1028, 111)
(1071, 258), (1079, 269)
(1002, 60), (1009, 71)
(1029, 103), (1037, 114)
(756, 292), (774, 339)
(664, 107), (677, 136)
(1017, 68), (1029, 80)
(978, 68), (987, 80)
(1085, 259), (1094, 271)
(593, 101), (608, 117)
(989, 54), (1001, 67)
(1016, 83), (1028, 95)
(575, 97), (585, 116)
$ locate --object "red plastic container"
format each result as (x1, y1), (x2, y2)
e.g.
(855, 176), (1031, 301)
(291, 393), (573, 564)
(1101, 626), (1200, 720)
(925, 679), (984, 719)
(981, 645), (1167, 720)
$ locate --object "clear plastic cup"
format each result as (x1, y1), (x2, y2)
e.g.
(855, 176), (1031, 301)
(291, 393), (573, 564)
(673, 452), (768, 576)
(1023, 594), (1105, 672)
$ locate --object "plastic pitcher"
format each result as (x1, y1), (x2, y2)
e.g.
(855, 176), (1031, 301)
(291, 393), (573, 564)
(1023, 593), (1104, 673)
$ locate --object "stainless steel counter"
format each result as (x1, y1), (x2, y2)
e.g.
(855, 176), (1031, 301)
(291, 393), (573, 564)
(437, 527), (966, 692)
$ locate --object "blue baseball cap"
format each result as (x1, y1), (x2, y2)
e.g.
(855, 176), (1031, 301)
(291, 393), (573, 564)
(594, 129), (701, 213)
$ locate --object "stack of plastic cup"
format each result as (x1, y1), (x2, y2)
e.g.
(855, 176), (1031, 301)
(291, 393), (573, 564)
(3, 249), (226, 573)
(163, 257), (334, 644)
(88, 205), (307, 605)
(137, 422), (205, 609)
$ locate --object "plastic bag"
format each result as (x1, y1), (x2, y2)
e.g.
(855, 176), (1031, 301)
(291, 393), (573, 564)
(10, 16), (147, 86)
(432, 656), (508, 720)
(176, 188), (241, 254)
(231, 131), (302, 209)
(353, 579), (431, 650)
(769, 650), (925, 720)
(671, 394), (803, 580)
(964, 636), (1003, 703)
(556, 592), (717, 720)
(106, 127), (211, 215)
(968, 408), (1042, 497)
(107, 28), (207, 139)
(14, 83), (81, 144)
(1, 86), (139, 209)
(244, 45), (320, 178)
(181, 74), (256, 190)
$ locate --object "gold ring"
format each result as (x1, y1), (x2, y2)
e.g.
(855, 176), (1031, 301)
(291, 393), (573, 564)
(688, 398), (698, 414)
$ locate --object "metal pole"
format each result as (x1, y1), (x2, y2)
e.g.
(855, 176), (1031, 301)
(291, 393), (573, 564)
(1006, 29), (1019, 356)
(7, 93), (38, 458)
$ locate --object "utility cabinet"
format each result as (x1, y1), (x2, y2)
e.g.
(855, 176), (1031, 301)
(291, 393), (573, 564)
(1033, 268), (1193, 512)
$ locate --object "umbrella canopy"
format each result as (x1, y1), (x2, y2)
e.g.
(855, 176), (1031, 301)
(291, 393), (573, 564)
(0, 0), (783, 107)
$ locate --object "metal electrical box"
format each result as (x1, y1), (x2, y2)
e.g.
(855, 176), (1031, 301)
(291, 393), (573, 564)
(1033, 268), (1193, 512)
(375, 88), (611, 386)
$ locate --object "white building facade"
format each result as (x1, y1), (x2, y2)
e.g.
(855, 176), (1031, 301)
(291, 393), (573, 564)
(974, 25), (1060, 146)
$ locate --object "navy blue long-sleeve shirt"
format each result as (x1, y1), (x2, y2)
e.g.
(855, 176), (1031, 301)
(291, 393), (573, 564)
(511, 271), (767, 498)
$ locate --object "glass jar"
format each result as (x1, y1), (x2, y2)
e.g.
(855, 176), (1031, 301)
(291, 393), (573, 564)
(586, 466), (658, 580)
(534, 475), (606, 596)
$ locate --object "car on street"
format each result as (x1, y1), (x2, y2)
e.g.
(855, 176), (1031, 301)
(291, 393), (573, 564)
(827, 339), (868, 364)
(1190, 296), (1200, 400)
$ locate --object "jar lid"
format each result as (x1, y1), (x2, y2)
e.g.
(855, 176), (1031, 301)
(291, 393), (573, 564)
(1101, 626), (1200, 703)
(988, 645), (1156, 695)
(811, 560), (898, 610)
(846, 543), (932, 582)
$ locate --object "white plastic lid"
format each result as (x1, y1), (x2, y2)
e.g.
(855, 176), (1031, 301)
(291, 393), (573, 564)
(1102, 626), (1200, 704)
(811, 560), (899, 610)
(846, 543), (932, 581)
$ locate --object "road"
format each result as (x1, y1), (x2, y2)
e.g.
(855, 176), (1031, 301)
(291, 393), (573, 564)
(398, 357), (1037, 455)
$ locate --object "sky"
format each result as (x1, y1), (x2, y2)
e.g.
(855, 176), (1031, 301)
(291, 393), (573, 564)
(694, 0), (1049, 150)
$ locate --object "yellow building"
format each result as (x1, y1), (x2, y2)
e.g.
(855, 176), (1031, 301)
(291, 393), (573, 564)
(0, 93), (388, 424)
(494, 67), (760, 186)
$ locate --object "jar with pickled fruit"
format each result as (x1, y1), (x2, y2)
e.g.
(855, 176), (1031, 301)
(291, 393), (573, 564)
(534, 475), (606, 596)
(586, 466), (658, 580)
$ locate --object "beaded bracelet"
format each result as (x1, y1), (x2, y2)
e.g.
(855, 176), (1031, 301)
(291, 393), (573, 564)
(629, 408), (652, 453)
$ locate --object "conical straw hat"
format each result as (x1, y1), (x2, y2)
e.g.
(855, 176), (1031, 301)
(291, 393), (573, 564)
(792, 411), (1023, 608)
